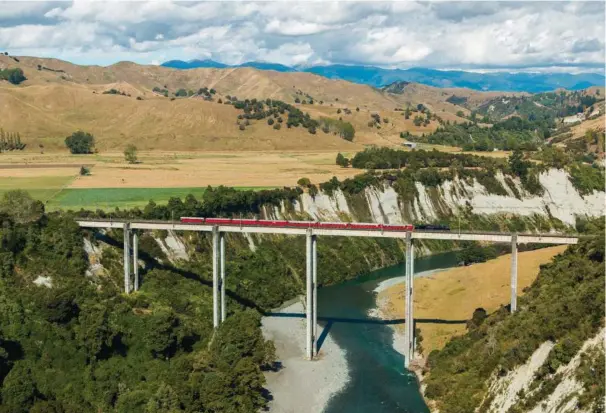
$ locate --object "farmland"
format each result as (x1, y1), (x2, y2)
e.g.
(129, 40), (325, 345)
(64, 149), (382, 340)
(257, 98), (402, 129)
(0, 150), (358, 210)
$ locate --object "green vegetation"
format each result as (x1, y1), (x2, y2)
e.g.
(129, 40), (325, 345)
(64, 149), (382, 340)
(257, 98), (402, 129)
(124, 144), (138, 164)
(446, 95), (468, 106)
(476, 90), (603, 122)
(102, 88), (129, 96)
(152, 87), (169, 97)
(319, 118), (355, 141)
(568, 163), (604, 196)
(0, 68), (26, 85)
(425, 220), (604, 413)
(0, 129), (25, 151)
(44, 186), (278, 212)
(336, 153), (350, 168)
(345, 146), (604, 197)
(407, 117), (548, 151)
(226, 97), (353, 137)
(0, 192), (277, 412)
(0, 190), (406, 411)
(65, 131), (95, 154)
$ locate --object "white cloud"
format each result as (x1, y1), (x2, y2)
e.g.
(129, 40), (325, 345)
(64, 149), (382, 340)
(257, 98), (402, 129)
(0, 1), (602, 72)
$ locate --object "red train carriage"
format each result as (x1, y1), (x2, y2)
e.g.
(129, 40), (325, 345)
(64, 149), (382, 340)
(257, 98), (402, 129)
(180, 217), (415, 232)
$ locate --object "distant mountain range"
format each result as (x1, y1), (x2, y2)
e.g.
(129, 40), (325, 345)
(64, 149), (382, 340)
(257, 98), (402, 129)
(161, 60), (605, 93)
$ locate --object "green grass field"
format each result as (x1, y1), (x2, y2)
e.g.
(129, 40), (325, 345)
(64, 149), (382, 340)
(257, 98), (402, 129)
(0, 176), (76, 203)
(45, 186), (277, 211)
(0, 176), (276, 211)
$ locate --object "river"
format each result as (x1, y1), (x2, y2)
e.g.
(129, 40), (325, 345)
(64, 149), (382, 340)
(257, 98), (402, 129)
(320, 251), (459, 413)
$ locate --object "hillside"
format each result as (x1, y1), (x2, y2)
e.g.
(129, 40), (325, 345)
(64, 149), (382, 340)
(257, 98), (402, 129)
(423, 220), (604, 413)
(0, 55), (504, 152)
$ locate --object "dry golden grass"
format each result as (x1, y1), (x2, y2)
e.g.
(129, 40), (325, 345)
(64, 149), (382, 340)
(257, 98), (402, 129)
(0, 55), (506, 153)
(0, 151), (360, 188)
(378, 246), (567, 356)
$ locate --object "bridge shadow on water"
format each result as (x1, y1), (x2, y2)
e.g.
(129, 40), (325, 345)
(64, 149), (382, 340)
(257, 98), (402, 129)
(264, 312), (468, 352)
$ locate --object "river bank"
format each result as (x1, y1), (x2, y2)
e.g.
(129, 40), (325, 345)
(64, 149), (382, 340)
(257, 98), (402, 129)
(261, 300), (349, 413)
(374, 245), (568, 359)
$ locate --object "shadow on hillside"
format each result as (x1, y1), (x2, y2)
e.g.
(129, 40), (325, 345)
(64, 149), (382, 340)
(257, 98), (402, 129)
(92, 231), (264, 312)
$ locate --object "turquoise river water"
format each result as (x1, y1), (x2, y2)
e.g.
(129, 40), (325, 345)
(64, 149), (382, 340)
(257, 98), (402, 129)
(320, 251), (459, 413)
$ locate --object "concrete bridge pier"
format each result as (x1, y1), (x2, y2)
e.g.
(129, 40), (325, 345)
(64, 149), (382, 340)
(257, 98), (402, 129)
(133, 232), (139, 291)
(305, 230), (318, 360)
(220, 232), (226, 323)
(212, 227), (222, 328)
(510, 234), (518, 313)
(123, 223), (131, 294)
(312, 234), (318, 355)
(404, 232), (415, 369)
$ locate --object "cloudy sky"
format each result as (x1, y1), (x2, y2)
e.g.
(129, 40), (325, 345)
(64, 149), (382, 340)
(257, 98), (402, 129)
(0, 1), (604, 73)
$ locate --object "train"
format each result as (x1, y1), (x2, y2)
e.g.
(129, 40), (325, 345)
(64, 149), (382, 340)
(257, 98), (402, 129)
(180, 217), (450, 232)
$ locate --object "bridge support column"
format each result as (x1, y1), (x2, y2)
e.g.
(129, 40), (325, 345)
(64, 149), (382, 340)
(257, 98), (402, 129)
(212, 227), (220, 328)
(305, 229), (316, 360)
(510, 234), (518, 313)
(404, 232), (414, 368)
(312, 234), (318, 354)
(133, 232), (139, 291)
(220, 232), (226, 323)
(123, 223), (131, 294)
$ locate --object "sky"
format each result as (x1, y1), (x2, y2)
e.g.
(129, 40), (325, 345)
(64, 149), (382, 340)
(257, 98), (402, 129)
(0, 1), (604, 73)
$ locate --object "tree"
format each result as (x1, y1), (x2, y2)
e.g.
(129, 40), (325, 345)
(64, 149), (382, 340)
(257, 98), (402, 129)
(124, 144), (138, 164)
(336, 153), (350, 168)
(65, 131), (95, 154)
(0, 190), (44, 224)
(508, 149), (529, 180)
(175, 89), (187, 97)
(297, 177), (311, 187)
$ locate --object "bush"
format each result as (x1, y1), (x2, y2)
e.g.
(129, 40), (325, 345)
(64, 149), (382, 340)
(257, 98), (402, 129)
(0, 68), (26, 85)
(124, 144), (138, 164)
(79, 166), (90, 176)
(297, 177), (311, 187)
(65, 131), (95, 154)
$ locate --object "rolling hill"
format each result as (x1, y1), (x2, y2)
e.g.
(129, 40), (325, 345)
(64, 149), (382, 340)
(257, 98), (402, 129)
(0, 54), (480, 152)
(2, 54), (602, 154)
(161, 59), (605, 93)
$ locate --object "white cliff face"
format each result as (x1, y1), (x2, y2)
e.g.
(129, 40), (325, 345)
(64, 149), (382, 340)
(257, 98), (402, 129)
(279, 169), (604, 227)
(481, 329), (605, 413)
(484, 341), (555, 413)
(154, 230), (189, 263)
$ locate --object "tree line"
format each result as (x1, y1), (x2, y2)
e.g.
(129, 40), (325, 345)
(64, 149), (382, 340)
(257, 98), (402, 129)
(0, 129), (25, 151)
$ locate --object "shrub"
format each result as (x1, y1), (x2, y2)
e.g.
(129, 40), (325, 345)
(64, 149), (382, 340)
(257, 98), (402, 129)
(0, 68), (26, 85)
(124, 144), (138, 164)
(65, 131), (95, 154)
(336, 153), (350, 168)
(79, 166), (90, 176)
(297, 177), (311, 187)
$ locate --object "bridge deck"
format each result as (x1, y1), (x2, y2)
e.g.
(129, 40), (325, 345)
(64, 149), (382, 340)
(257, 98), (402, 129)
(75, 219), (579, 244)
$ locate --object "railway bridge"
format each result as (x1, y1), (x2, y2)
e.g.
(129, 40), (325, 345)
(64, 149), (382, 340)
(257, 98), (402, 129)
(76, 219), (579, 368)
